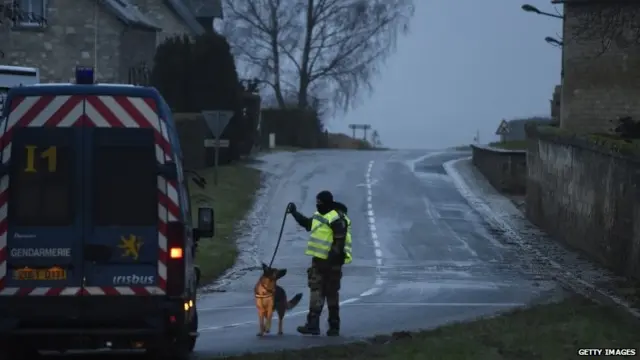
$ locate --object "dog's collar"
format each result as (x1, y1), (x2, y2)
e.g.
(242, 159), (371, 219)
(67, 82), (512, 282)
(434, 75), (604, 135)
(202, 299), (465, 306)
(255, 284), (273, 298)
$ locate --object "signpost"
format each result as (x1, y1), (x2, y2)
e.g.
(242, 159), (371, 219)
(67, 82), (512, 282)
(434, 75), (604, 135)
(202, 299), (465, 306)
(204, 139), (230, 148)
(202, 110), (234, 185)
(348, 124), (371, 140)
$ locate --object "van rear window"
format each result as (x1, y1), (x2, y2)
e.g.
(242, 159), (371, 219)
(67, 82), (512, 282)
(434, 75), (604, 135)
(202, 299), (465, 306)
(93, 142), (157, 226)
(9, 144), (74, 226)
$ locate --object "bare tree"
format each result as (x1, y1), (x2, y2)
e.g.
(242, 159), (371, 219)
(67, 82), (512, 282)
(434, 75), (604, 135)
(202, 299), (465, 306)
(223, 0), (414, 112)
(371, 129), (381, 147)
(569, 4), (640, 55)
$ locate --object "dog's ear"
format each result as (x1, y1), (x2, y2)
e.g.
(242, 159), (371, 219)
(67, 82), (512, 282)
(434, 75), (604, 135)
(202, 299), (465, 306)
(276, 269), (287, 280)
(261, 263), (269, 272)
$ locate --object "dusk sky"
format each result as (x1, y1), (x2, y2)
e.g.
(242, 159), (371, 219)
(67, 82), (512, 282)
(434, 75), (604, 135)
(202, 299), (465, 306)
(331, 0), (563, 149)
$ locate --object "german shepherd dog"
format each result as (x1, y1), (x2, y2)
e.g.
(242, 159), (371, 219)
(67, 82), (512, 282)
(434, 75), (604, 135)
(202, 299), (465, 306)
(255, 263), (303, 336)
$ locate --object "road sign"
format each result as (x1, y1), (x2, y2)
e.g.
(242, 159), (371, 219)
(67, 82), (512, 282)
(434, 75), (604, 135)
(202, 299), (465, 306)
(202, 110), (234, 138)
(495, 119), (510, 135)
(201, 110), (233, 187)
(204, 139), (230, 147)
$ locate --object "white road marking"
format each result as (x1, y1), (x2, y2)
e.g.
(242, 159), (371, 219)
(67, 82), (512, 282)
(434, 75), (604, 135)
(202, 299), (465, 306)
(334, 302), (527, 307)
(356, 179), (378, 187)
(359, 160), (384, 298)
(406, 151), (446, 172)
(198, 301), (526, 313)
(197, 301), (526, 331)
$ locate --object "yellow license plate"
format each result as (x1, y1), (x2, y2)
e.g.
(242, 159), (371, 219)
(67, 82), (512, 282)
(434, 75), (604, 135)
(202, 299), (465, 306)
(13, 267), (67, 280)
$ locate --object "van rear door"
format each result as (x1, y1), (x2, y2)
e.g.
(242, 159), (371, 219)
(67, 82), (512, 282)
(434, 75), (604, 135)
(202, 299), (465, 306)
(81, 94), (171, 296)
(1, 96), (83, 295)
(82, 127), (161, 295)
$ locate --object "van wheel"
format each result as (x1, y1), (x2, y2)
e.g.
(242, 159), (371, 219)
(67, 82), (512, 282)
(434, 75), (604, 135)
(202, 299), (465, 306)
(147, 334), (191, 360)
(188, 310), (198, 352)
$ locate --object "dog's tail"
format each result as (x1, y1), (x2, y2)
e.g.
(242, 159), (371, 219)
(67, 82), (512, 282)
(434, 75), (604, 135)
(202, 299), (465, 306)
(287, 293), (303, 310)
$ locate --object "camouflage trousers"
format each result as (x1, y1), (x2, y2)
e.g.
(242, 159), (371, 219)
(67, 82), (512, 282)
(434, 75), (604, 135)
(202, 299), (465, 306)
(306, 264), (343, 329)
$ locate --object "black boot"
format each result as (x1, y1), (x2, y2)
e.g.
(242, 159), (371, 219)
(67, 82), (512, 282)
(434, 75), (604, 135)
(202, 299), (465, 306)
(297, 313), (321, 335)
(327, 307), (340, 336)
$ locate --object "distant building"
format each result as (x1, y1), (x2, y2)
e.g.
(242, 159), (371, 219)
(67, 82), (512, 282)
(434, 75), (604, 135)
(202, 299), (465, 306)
(504, 117), (553, 142)
(0, 0), (222, 83)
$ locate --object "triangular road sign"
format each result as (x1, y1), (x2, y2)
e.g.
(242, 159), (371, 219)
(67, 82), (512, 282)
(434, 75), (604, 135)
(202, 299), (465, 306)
(202, 110), (234, 138)
(495, 119), (510, 135)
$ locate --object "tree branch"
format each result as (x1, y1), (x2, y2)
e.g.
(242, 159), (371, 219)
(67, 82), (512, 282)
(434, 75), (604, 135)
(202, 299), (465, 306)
(223, 0), (414, 112)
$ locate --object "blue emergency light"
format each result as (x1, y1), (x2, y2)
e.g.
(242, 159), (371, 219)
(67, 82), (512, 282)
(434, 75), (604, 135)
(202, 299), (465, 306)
(75, 66), (95, 85)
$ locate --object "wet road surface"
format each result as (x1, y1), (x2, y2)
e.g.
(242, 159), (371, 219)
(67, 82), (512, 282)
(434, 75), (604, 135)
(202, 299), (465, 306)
(193, 150), (565, 357)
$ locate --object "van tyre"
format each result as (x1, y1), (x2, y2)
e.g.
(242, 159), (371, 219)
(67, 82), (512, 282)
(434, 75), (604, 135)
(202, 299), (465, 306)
(147, 332), (191, 360)
(148, 309), (197, 360)
(188, 308), (198, 352)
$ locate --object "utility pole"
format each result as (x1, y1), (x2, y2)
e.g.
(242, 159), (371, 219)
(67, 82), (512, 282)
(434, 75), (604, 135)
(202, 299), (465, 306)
(371, 130), (380, 148)
(473, 129), (480, 144)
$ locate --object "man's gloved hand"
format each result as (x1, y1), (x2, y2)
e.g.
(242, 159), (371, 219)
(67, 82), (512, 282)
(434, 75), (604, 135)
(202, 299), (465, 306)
(287, 202), (297, 214)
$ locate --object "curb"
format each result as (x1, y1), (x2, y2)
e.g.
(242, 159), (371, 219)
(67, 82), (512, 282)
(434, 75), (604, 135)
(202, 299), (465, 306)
(443, 156), (640, 320)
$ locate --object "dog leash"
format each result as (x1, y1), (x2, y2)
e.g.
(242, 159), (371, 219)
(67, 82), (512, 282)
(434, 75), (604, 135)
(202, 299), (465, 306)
(268, 206), (289, 268)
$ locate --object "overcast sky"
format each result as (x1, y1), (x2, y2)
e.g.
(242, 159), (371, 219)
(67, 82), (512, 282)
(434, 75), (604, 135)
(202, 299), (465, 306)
(329, 0), (563, 149)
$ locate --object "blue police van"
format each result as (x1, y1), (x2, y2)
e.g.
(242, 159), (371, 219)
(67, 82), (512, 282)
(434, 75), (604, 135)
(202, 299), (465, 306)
(0, 67), (214, 359)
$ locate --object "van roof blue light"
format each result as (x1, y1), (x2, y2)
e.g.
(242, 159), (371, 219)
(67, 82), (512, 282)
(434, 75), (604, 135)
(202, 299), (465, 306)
(75, 66), (94, 85)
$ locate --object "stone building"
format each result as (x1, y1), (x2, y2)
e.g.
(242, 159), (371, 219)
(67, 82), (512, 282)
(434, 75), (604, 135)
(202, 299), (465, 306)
(554, 0), (640, 132)
(0, 0), (222, 83)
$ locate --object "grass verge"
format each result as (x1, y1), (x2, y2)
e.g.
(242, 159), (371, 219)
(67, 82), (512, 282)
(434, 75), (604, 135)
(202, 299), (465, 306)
(188, 163), (262, 285)
(212, 296), (640, 359)
(488, 140), (527, 150)
(327, 133), (373, 149)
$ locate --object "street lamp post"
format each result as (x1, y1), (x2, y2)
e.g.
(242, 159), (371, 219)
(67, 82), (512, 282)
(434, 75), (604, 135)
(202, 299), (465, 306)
(521, 4), (563, 19)
(545, 36), (564, 47)
(522, 3), (565, 127)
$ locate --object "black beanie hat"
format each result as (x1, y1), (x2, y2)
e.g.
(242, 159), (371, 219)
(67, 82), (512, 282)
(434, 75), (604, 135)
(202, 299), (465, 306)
(316, 190), (334, 204)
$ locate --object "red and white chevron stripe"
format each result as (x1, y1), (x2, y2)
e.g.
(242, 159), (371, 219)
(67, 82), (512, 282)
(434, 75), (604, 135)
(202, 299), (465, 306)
(0, 286), (165, 296)
(0, 94), (182, 296)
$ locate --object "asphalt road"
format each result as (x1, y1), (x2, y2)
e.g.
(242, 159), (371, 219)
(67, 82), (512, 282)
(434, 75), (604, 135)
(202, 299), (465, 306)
(193, 150), (565, 358)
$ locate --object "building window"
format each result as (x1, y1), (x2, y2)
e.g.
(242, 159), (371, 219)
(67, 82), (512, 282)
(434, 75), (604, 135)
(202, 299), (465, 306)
(13, 0), (47, 27)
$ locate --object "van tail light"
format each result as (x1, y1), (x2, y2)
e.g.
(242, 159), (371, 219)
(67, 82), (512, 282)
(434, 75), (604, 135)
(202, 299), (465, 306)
(170, 247), (183, 259)
(166, 221), (185, 296)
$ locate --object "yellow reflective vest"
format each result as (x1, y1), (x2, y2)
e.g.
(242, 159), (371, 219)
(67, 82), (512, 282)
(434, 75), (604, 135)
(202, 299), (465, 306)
(305, 210), (352, 264)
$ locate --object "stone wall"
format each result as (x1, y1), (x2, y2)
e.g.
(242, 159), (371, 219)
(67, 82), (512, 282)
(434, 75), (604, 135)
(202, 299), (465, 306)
(1, 0), (121, 82)
(471, 145), (526, 195)
(561, 2), (640, 132)
(526, 129), (640, 280)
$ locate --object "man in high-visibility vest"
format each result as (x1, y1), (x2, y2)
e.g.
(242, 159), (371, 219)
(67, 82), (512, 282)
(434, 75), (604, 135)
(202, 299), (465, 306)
(287, 190), (352, 336)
